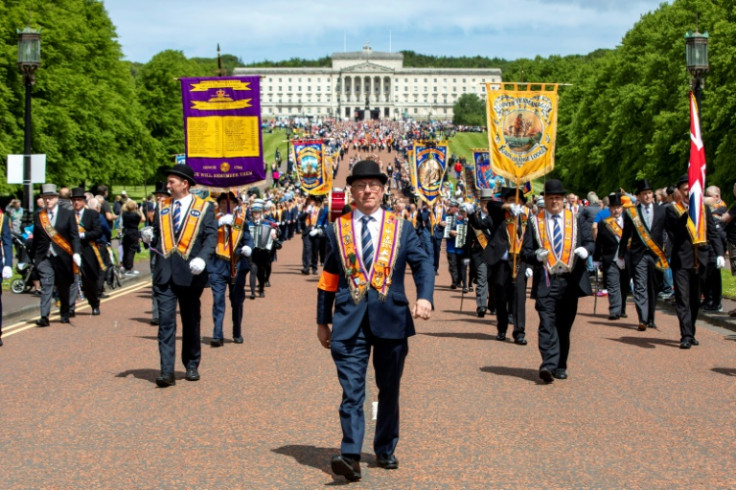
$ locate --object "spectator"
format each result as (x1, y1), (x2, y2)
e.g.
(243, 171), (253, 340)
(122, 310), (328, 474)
(5, 199), (23, 235)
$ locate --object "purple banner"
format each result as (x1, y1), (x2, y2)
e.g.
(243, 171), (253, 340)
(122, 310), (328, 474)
(180, 76), (265, 187)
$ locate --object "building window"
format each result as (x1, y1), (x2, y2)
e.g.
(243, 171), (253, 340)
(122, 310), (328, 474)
(307, 86), (311, 92)
(424, 78), (428, 83)
(424, 87), (428, 92)
(288, 78), (292, 82)
(288, 86), (291, 92)
(317, 86), (320, 91)
(453, 87), (457, 92)
(453, 78), (456, 83)
(405, 86), (408, 92)
(414, 108), (418, 114)
(414, 86), (418, 92)
(433, 86), (437, 92)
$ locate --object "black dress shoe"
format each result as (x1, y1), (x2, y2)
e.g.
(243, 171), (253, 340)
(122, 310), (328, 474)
(311, 270), (318, 275)
(476, 307), (486, 318)
(68, 310), (76, 318)
(250, 293), (256, 300)
(36, 316), (50, 327)
(92, 307), (100, 316)
(461, 287), (469, 293)
(680, 339), (692, 349)
(648, 322), (657, 329)
(99, 292), (110, 299)
(514, 337), (528, 346)
(185, 368), (200, 381)
(539, 368), (554, 383)
(450, 283), (457, 290)
(495, 333), (506, 341)
(691, 338), (699, 346)
(60, 316), (70, 324)
(233, 336), (244, 344)
(210, 338), (224, 347)
(553, 369), (568, 380)
(331, 455), (361, 482)
(376, 453), (399, 469)
(301, 269), (309, 275)
(620, 312), (628, 318)
(265, 281), (271, 287)
(608, 315), (620, 320)
(150, 319), (160, 325)
(155, 373), (175, 387)
(0, 338), (3, 347)
(259, 291), (265, 298)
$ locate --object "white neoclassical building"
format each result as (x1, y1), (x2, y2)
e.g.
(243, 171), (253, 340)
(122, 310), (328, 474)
(233, 43), (502, 121)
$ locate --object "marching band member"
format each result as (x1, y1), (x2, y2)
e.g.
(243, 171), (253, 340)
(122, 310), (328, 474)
(444, 200), (464, 290)
(618, 179), (667, 331)
(521, 179), (594, 383)
(593, 193), (630, 320)
(141, 165), (217, 387)
(300, 195), (322, 275)
(430, 198), (446, 275)
(208, 191), (254, 346)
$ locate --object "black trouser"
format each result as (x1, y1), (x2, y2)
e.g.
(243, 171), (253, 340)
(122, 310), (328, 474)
(122, 233), (138, 271)
(511, 264), (528, 333)
(535, 274), (578, 372)
(447, 252), (464, 287)
(673, 266), (706, 341)
(491, 261), (524, 338)
(252, 249), (270, 292)
(157, 282), (203, 375)
(702, 260), (722, 307)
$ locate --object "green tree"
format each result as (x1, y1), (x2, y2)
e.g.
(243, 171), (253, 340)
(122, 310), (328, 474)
(453, 93), (485, 126)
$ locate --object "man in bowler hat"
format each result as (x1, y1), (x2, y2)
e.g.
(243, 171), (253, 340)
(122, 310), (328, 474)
(69, 187), (104, 316)
(316, 160), (434, 481)
(593, 193), (630, 320)
(141, 165), (217, 387)
(521, 179), (594, 383)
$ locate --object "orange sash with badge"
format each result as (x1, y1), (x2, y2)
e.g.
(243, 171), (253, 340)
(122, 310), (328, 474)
(603, 217), (624, 241)
(505, 209), (528, 255)
(335, 211), (402, 303)
(215, 209), (246, 260)
(40, 209), (78, 274)
(672, 201), (707, 246)
(627, 206), (669, 270)
(533, 209), (576, 274)
(75, 212), (107, 271)
(159, 196), (209, 259)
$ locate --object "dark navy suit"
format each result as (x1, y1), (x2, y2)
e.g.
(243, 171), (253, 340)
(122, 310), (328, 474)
(317, 211), (434, 459)
(0, 212), (13, 341)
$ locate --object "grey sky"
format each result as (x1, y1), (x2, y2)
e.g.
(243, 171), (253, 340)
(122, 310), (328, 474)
(102, 0), (668, 64)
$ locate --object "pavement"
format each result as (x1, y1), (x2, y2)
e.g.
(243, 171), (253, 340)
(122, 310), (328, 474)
(2, 151), (735, 487)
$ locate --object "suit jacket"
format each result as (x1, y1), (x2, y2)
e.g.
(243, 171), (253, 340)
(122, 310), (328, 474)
(481, 201), (512, 266)
(0, 211), (12, 268)
(31, 206), (81, 267)
(317, 213), (434, 341)
(77, 208), (103, 274)
(521, 211), (594, 299)
(665, 203), (724, 270)
(151, 196), (217, 288)
(594, 216), (626, 267)
(619, 203), (666, 263)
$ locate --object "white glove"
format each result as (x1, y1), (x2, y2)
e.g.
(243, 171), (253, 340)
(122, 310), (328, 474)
(462, 258), (471, 266)
(140, 226), (154, 244)
(716, 256), (726, 269)
(218, 214), (234, 227)
(240, 245), (252, 257)
(510, 204), (524, 217)
(615, 257), (626, 270)
(189, 257), (206, 275)
(525, 267), (533, 278)
(79, 232), (86, 240)
(73, 253), (82, 267)
(309, 228), (319, 237)
(2, 266), (12, 280)
(592, 261), (601, 269)
(574, 247), (589, 260)
(535, 249), (549, 263)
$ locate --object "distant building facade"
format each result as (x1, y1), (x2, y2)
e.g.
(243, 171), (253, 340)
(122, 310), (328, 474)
(233, 43), (502, 121)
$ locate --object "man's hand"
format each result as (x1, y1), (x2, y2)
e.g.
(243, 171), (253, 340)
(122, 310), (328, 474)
(317, 324), (331, 349)
(615, 257), (626, 270)
(412, 298), (432, 320)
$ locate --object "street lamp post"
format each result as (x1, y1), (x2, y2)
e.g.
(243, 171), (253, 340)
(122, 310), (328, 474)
(685, 25), (709, 110)
(17, 26), (41, 227)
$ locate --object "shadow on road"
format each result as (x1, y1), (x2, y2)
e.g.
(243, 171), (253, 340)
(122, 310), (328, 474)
(420, 332), (495, 341)
(586, 320), (637, 330)
(115, 368), (183, 384)
(272, 444), (374, 483)
(711, 367), (736, 376)
(480, 366), (545, 384)
(607, 336), (681, 349)
(129, 317), (156, 325)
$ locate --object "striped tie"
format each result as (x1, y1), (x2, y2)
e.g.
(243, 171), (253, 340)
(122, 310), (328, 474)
(360, 215), (374, 271)
(173, 201), (181, 233)
(552, 215), (562, 256)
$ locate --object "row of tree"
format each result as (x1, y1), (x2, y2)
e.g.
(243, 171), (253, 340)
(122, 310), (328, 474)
(0, 0), (734, 198)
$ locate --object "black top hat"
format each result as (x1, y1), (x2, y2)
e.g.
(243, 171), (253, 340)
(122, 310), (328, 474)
(346, 160), (388, 186)
(608, 192), (623, 207)
(217, 191), (238, 203)
(165, 164), (197, 186)
(153, 181), (169, 195)
(635, 179), (653, 194)
(540, 179), (566, 196)
(676, 174), (689, 188)
(70, 187), (87, 199)
(501, 186), (527, 203)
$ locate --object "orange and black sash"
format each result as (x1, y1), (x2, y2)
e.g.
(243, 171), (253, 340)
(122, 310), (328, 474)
(75, 211), (106, 271)
(626, 206), (669, 270)
(215, 209), (246, 260)
(159, 196), (209, 260)
(40, 209), (78, 273)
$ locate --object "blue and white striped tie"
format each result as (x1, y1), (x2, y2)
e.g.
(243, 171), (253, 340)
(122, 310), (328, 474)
(173, 201), (181, 233)
(552, 215), (562, 256)
(360, 215), (374, 271)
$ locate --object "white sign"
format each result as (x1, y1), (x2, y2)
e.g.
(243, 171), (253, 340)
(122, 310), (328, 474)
(6, 154), (46, 184)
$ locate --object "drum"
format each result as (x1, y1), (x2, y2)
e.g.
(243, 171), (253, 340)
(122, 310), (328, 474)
(328, 190), (347, 222)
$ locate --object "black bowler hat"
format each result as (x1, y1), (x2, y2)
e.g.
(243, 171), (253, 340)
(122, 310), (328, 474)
(635, 179), (653, 194)
(676, 174), (689, 188)
(540, 179), (566, 196)
(217, 191), (238, 203)
(608, 192), (623, 207)
(70, 187), (87, 199)
(346, 160), (388, 186)
(153, 181), (169, 195)
(165, 164), (197, 186)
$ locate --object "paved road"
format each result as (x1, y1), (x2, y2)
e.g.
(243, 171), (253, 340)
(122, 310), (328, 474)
(2, 150), (736, 487)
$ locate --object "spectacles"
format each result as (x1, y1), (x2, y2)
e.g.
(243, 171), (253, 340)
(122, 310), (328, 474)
(352, 182), (383, 192)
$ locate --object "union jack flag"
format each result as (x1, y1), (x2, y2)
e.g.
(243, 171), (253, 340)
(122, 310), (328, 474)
(688, 91), (707, 245)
